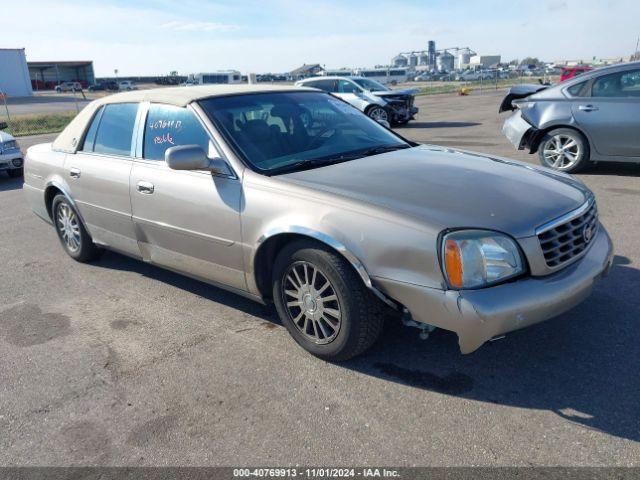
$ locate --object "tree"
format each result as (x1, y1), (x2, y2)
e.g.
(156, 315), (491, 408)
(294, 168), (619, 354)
(520, 57), (542, 67)
(169, 70), (178, 76)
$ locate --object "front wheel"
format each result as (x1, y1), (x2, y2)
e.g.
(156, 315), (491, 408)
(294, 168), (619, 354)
(538, 128), (590, 173)
(52, 195), (102, 262)
(272, 240), (384, 361)
(366, 105), (389, 124)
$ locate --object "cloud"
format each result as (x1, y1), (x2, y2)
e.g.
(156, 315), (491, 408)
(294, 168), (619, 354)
(160, 20), (240, 32)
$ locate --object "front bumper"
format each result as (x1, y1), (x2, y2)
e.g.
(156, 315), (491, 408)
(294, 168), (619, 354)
(502, 109), (534, 150)
(374, 226), (614, 354)
(0, 151), (23, 170)
(387, 103), (419, 122)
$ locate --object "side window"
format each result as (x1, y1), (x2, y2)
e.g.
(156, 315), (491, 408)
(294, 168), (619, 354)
(143, 104), (213, 161)
(337, 80), (359, 94)
(305, 80), (336, 92)
(93, 103), (139, 156)
(592, 69), (640, 98)
(81, 106), (104, 152)
(567, 81), (588, 97)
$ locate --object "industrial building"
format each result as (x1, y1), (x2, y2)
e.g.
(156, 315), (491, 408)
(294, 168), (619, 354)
(0, 48), (33, 97)
(27, 60), (95, 90)
(391, 41), (478, 73)
(469, 55), (501, 69)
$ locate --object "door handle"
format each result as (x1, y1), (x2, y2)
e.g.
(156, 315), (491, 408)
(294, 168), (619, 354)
(69, 167), (81, 179)
(578, 105), (599, 112)
(136, 181), (154, 194)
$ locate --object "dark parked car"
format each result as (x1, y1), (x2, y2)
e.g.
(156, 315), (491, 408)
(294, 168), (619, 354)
(88, 81), (119, 92)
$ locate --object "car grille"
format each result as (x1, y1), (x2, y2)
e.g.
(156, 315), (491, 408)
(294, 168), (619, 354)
(537, 200), (598, 269)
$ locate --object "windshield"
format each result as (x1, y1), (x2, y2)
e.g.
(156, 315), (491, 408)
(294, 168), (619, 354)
(352, 78), (390, 92)
(199, 92), (408, 175)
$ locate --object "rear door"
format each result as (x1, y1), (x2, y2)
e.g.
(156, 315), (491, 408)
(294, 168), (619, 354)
(64, 102), (139, 255)
(572, 68), (640, 157)
(129, 103), (245, 290)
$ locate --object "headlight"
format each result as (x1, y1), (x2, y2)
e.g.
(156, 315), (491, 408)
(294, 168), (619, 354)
(441, 230), (525, 289)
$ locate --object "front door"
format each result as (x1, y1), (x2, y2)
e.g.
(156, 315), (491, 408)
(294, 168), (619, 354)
(334, 79), (369, 111)
(573, 68), (640, 158)
(64, 102), (139, 255)
(130, 103), (245, 290)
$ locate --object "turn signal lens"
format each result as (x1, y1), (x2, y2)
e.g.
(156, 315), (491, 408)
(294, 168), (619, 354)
(444, 239), (464, 288)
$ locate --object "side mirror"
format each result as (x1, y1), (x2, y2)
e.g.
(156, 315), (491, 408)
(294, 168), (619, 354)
(165, 144), (232, 176)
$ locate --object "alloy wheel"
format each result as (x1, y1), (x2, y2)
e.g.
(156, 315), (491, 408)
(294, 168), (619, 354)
(56, 203), (81, 252)
(282, 261), (342, 344)
(368, 107), (388, 123)
(542, 134), (582, 170)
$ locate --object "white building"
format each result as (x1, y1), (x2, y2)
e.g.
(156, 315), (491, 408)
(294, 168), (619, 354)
(469, 55), (501, 69)
(0, 48), (33, 97)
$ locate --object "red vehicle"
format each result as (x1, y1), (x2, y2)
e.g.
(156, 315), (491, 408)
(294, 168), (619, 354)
(560, 66), (593, 82)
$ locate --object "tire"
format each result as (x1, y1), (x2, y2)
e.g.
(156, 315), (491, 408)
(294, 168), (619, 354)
(272, 239), (384, 361)
(51, 194), (102, 262)
(6, 168), (23, 178)
(366, 105), (389, 124)
(537, 128), (590, 173)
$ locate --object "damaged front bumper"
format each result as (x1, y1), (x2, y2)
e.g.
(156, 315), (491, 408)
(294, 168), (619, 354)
(374, 227), (614, 354)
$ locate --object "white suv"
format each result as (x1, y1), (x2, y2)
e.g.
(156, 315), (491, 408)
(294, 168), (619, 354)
(55, 81), (82, 93)
(295, 76), (419, 126)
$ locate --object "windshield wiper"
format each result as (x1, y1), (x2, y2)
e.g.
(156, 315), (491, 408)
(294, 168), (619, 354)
(360, 144), (411, 157)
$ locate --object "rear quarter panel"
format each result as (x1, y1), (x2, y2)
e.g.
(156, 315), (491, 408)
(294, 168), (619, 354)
(24, 143), (69, 221)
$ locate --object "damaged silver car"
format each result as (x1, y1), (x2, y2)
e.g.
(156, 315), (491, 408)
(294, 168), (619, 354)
(501, 61), (640, 172)
(295, 76), (419, 126)
(24, 85), (613, 360)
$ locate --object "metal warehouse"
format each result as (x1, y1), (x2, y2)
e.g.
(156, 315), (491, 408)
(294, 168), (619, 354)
(27, 60), (95, 90)
(0, 48), (33, 96)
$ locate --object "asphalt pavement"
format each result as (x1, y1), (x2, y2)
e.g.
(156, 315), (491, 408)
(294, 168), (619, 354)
(1, 90), (638, 466)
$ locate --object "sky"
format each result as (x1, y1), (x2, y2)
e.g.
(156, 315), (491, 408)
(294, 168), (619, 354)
(5, 0), (639, 76)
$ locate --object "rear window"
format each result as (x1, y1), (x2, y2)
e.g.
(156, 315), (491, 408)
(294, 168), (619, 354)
(91, 103), (138, 156)
(566, 81), (588, 97)
(143, 104), (212, 161)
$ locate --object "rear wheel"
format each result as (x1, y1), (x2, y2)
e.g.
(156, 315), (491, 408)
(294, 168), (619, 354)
(272, 240), (384, 361)
(52, 194), (102, 262)
(538, 128), (590, 173)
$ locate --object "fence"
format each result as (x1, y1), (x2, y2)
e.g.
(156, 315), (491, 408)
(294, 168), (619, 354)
(0, 89), (88, 138)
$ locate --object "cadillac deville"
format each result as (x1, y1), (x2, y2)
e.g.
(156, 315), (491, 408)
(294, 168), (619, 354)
(23, 85), (613, 360)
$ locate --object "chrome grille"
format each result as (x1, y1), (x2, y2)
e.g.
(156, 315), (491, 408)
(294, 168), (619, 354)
(537, 200), (598, 269)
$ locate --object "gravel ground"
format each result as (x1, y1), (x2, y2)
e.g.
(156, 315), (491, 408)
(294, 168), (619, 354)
(0, 90), (638, 466)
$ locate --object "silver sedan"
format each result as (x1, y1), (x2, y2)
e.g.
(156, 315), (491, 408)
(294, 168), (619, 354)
(24, 85), (613, 360)
(501, 61), (640, 173)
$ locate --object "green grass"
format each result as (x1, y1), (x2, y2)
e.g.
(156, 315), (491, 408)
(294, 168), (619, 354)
(416, 76), (558, 96)
(1, 112), (77, 137)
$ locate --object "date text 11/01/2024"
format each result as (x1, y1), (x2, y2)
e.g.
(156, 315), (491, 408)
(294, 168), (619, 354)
(233, 468), (400, 477)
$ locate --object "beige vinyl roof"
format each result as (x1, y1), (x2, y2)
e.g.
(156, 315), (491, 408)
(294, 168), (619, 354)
(53, 84), (314, 153)
(95, 84), (313, 107)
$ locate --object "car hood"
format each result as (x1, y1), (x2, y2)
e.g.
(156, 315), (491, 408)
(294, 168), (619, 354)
(371, 88), (420, 97)
(279, 145), (590, 238)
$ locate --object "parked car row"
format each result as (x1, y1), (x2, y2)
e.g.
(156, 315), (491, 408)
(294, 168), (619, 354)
(501, 61), (640, 173)
(56, 80), (139, 93)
